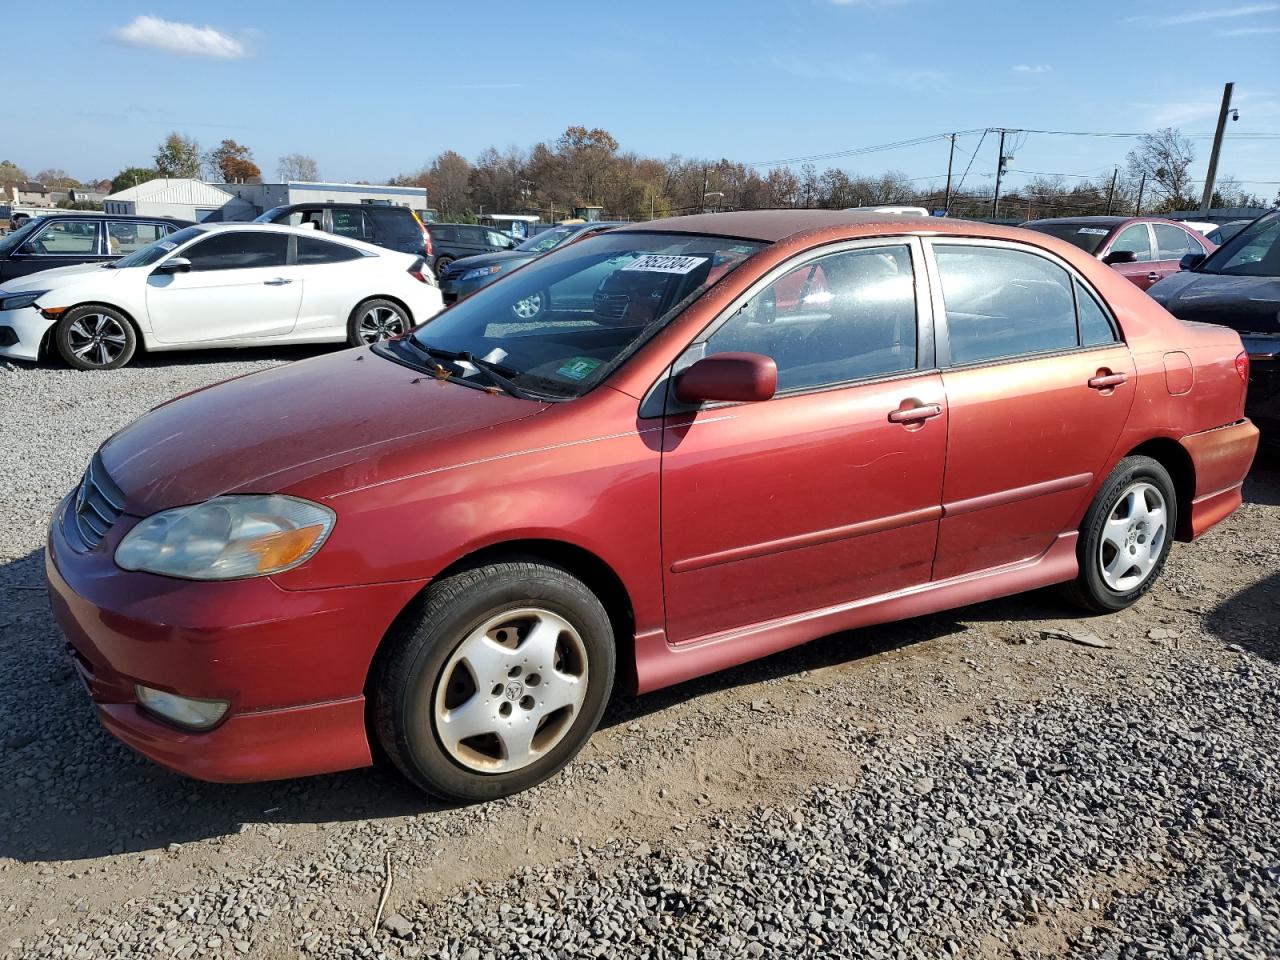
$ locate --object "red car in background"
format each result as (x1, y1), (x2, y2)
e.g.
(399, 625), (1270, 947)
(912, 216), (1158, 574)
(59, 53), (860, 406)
(1022, 216), (1215, 290)
(46, 211), (1257, 803)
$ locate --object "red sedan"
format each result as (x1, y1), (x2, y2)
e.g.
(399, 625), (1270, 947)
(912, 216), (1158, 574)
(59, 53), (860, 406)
(1022, 216), (1215, 290)
(47, 211), (1258, 802)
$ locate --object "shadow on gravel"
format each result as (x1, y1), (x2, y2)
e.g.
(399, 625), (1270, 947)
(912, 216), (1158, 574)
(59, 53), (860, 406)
(0, 342), (338, 374)
(1206, 572), (1280, 664)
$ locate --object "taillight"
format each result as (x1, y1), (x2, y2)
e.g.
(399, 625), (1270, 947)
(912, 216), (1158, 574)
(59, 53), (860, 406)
(1235, 350), (1249, 382)
(408, 259), (434, 285)
(422, 227), (433, 257)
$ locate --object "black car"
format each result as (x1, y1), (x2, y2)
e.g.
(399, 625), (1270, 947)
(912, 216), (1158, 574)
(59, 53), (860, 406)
(1148, 210), (1280, 431)
(425, 223), (519, 277)
(438, 221), (625, 307)
(0, 213), (191, 282)
(257, 203), (429, 259)
(1205, 219), (1253, 247)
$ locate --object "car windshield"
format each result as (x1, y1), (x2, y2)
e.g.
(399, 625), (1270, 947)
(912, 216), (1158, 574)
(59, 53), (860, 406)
(1022, 222), (1114, 256)
(516, 227), (576, 254)
(406, 231), (766, 399)
(1196, 212), (1280, 277)
(111, 226), (203, 268)
(0, 218), (46, 255)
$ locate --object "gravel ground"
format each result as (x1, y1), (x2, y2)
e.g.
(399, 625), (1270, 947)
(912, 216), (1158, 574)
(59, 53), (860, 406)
(1, 348), (1278, 960)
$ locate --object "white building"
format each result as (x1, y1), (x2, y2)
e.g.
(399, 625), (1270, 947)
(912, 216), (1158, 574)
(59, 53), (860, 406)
(102, 179), (256, 222)
(220, 181), (428, 217)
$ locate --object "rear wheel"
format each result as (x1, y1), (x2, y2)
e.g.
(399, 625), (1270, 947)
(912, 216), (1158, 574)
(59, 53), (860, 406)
(434, 256), (454, 278)
(1066, 455), (1176, 613)
(347, 298), (410, 346)
(372, 560), (615, 802)
(511, 291), (545, 320)
(54, 305), (137, 370)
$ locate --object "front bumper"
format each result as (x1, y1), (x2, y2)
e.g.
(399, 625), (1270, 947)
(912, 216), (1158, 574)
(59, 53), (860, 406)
(1240, 339), (1280, 430)
(0, 304), (51, 361)
(439, 273), (500, 304)
(45, 494), (428, 783)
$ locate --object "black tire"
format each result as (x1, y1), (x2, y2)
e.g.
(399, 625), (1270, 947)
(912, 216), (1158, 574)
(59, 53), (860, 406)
(1066, 455), (1177, 614)
(434, 256), (454, 277)
(372, 560), (616, 802)
(347, 298), (411, 346)
(54, 305), (137, 370)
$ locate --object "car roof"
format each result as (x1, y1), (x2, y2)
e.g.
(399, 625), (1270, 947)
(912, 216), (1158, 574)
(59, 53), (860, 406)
(27, 212), (189, 223)
(611, 209), (1061, 244)
(271, 202), (411, 212)
(1022, 216), (1132, 227)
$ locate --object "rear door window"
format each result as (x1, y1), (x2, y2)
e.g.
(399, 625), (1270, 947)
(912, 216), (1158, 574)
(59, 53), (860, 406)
(296, 235), (364, 265)
(108, 221), (165, 255)
(933, 244), (1079, 365)
(330, 209), (371, 241)
(1154, 224), (1199, 260)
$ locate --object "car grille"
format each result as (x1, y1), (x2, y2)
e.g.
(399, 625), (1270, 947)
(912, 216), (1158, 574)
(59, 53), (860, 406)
(69, 454), (125, 550)
(593, 292), (631, 322)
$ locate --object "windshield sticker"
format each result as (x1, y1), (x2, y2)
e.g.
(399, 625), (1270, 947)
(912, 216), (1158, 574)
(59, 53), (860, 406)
(556, 357), (602, 381)
(621, 254), (710, 275)
(1077, 227), (1110, 236)
(157, 240), (178, 250)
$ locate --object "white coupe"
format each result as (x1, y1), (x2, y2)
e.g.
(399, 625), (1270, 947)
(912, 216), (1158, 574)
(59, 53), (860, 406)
(0, 222), (444, 369)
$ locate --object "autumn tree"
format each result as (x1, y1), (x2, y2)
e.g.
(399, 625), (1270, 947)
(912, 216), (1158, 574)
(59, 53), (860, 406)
(1126, 127), (1196, 211)
(0, 160), (28, 183)
(208, 139), (261, 183)
(154, 132), (203, 178)
(277, 153), (319, 181)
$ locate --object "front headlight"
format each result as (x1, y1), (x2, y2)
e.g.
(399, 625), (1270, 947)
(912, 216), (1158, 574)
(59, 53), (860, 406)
(0, 290), (48, 310)
(115, 495), (336, 580)
(461, 265), (502, 281)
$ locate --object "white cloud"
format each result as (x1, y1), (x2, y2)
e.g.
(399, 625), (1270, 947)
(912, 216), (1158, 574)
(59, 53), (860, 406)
(113, 15), (247, 59)
(1218, 24), (1280, 33)
(1014, 64), (1052, 73)
(1166, 2), (1278, 23)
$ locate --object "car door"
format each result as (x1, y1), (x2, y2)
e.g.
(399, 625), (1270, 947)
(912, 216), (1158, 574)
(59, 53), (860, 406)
(1102, 223), (1159, 289)
(145, 230), (302, 344)
(660, 239), (947, 643)
(4, 219), (103, 278)
(329, 208), (372, 245)
(292, 234), (369, 335)
(925, 239), (1136, 581)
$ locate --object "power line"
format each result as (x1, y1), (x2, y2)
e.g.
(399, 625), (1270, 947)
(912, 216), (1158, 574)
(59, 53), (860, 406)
(954, 129), (989, 195)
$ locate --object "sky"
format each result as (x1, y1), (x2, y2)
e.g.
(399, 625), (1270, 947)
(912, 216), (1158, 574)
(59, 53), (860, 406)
(6, 0), (1278, 200)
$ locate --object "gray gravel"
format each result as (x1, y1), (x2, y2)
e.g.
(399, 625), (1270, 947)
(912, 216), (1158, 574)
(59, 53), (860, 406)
(2, 350), (1278, 960)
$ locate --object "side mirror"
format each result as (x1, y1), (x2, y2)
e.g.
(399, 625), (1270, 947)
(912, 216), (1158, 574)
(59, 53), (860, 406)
(1179, 252), (1206, 272)
(156, 257), (192, 273)
(1103, 249), (1138, 265)
(675, 352), (777, 405)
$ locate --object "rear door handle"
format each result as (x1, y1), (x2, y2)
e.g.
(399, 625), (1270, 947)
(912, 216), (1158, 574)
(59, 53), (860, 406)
(1145, 272), (1160, 283)
(264, 278), (293, 286)
(888, 403), (943, 423)
(1088, 372), (1128, 389)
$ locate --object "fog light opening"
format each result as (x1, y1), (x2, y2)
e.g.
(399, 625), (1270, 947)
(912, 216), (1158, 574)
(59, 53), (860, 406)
(134, 684), (230, 730)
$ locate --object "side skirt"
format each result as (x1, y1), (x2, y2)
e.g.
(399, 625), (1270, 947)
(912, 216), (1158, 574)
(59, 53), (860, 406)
(633, 532), (1079, 695)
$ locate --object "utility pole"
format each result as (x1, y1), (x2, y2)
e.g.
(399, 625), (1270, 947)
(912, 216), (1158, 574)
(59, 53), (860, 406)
(991, 129), (1008, 219)
(1106, 167), (1119, 215)
(1199, 81), (1234, 216)
(943, 133), (956, 215)
(1135, 173), (1146, 215)
(701, 166), (709, 214)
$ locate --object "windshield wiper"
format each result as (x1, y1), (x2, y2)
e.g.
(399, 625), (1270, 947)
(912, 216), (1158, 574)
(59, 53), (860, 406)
(412, 342), (538, 400)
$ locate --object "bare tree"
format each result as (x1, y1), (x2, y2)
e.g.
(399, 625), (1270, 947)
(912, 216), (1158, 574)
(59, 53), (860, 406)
(277, 154), (319, 181)
(35, 168), (80, 189)
(1125, 127), (1196, 211)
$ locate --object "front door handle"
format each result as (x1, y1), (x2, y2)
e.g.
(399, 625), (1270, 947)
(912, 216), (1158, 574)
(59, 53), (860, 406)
(888, 402), (943, 424)
(264, 278), (293, 286)
(1088, 371), (1128, 389)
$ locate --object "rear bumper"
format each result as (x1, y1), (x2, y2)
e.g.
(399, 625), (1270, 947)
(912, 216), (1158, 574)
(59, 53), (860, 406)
(1180, 419), (1260, 539)
(46, 494), (427, 783)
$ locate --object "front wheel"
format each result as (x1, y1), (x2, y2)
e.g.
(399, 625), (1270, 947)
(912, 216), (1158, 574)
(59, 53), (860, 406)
(348, 298), (410, 346)
(1066, 455), (1176, 613)
(54, 305), (137, 370)
(372, 560), (616, 802)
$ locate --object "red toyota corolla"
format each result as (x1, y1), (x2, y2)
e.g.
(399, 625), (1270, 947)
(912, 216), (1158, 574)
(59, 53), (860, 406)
(47, 211), (1258, 802)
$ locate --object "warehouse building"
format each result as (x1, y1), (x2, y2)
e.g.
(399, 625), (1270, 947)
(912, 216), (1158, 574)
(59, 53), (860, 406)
(102, 179), (255, 222)
(219, 181), (428, 217)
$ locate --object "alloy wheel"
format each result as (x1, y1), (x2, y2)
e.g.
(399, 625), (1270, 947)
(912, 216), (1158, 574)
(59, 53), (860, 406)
(1098, 481), (1168, 592)
(357, 306), (406, 343)
(66, 313), (128, 367)
(511, 293), (543, 320)
(433, 607), (589, 774)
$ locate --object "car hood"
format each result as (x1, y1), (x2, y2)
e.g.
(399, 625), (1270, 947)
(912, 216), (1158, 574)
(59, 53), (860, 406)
(1148, 271), (1280, 334)
(446, 250), (534, 273)
(0, 261), (117, 293)
(98, 347), (550, 515)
